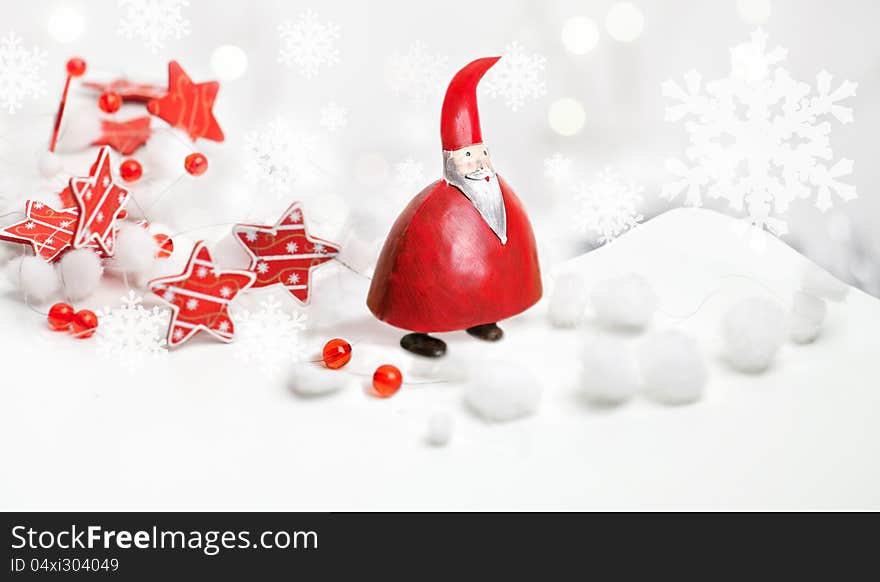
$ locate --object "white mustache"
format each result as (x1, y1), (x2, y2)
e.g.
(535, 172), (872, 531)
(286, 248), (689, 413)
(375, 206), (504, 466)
(465, 168), (494, 180)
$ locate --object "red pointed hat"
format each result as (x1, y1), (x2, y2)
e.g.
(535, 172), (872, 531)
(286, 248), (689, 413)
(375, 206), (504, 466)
(440, 56), (501, 151)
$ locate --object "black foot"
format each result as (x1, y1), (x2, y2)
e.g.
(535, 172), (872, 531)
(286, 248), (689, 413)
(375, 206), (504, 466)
(400, 333), (447, 358)
(466, 323), (504, 342)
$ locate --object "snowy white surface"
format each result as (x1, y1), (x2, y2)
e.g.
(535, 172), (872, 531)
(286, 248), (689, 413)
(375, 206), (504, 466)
(1, 208), (879, 510)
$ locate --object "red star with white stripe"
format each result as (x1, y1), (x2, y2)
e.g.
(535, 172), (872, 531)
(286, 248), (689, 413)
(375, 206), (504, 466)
(91, 116), (152, 155)
(149, 241), (256, 348)
(0, 201), (81, 262)
(147, 61), (224, 142)
(69, 147), (129, 256)
(233, 202), (340, 305)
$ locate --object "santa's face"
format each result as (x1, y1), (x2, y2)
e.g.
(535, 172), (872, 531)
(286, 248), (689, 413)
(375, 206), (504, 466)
(449, 144), (495, 179)
(443, 143), (507, 244)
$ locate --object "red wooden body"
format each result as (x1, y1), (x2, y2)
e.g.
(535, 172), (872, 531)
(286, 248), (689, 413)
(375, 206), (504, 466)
(367, 177), (542, 333)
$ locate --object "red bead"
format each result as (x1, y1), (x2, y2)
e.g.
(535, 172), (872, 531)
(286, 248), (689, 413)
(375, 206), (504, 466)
(322, 338), (352, 369)
(372, 364), (402, 397)
(119, 159), (142, 182)
(66, 57), (87, 77)
(184, 152), (208, 176)
(71, 309), (98, 339)
(48, 302), (75, 331)
(118, 209), (128, 220)
(98, 91), (122, 113)
(154, 234), (174, 259)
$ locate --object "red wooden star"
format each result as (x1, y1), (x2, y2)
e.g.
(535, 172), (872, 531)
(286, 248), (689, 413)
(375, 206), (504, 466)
(69, 147), (129, 256)
(147, 60), (224, 142)
(83, 78), (166, 102)
(232, 202), (340, 305)
(0, 200), (81, 262)
(149, 241), (256, 348)
(91, 116), (152, 155)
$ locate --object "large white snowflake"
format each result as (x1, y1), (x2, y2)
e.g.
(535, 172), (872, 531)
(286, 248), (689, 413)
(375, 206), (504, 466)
(482, 42), (547, 111)
(232, 295), (308, 377)
(662, 29), (857, 236)
(96, 291), (169, 373)
(118, 0), (190, 53)
(572, 167), (644, 244)
(0, 31), (47, 114)
(319, 102), (348, 131)
(244, 117), (320, 197)
(543, 153), (575, 188)
(386, 42), (448, 103)
(278, 10), (340, 79)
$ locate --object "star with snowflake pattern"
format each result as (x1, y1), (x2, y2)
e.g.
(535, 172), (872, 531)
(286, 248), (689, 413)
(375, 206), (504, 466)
(0, 200), (81, 262)
(149, 241), (256, 348)
(147, 61), (224, 142)
(68, 147), (129, 256)
(232, 201), (340, 305)
(91, 116), (152, 155)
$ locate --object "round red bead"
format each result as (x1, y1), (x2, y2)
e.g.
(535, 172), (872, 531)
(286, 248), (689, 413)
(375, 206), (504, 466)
(119, 159), (142, 182)
(71, 309), (98, 339)
(372, 364), (402, 397)
(184, 152), (208, 176)
(48, 302), (75, 331)
(98, 91), (121, 113)
(66, 57), (87, 77)
(322, 338), (352, 369)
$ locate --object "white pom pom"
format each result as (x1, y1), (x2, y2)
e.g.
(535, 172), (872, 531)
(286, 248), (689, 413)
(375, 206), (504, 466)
(5, 256), (60, 303)
(580, 335), (640, 404)
(548, 272), (587, 328)
(801, 264), (849, 302)
(591, 273), (658, 330)
(112, 223), (158, 275)
(637, 330), (707, 405)
(791, 291), (826, 325)
(464, 361), (542, 421)
(721, 297), (786, 373)
(38, 151), (63, 178)
(426, 411), (454, 446)
(58, 249), (103, 301)
(789, 316), (821, 344)
(288, 363), (348, 396)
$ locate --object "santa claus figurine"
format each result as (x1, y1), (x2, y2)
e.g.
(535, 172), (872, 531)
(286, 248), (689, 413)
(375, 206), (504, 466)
(367, 56), (542, 357)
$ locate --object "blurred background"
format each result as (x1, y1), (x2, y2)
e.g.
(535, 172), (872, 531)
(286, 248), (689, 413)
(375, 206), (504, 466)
(1, 0), (877, 296)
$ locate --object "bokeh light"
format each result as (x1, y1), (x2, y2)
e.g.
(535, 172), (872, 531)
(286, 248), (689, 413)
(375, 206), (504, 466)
(562, 17), (600, 55)
(210, 45), (248, 81)
(605, 3), (645, 43)
(548, 98), (586, 136)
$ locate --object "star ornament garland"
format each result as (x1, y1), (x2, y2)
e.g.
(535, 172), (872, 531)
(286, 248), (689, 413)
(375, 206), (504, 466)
(69, 147), (129, 255)
(0, 201), (80, 261)
(147, 60), (224, 142)
(149, 241), (256, 348)
(233, 202), (340, 305)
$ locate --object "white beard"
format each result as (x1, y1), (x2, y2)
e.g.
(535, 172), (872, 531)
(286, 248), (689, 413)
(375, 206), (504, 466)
(443, 155), (508, 244)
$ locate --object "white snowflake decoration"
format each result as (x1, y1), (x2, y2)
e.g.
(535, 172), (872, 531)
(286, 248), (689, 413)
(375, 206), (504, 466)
(572, 167), (644, 244)
(386, 42), (448, 103)
(244, 117), (320, 197)
(543, 153), (575, 188)
(319, 102), (348, 131)
(0, 31), (47, 114)
(232, 295), (307, 377)
(96, 291), (169, 373)
(394, 158), (426, 190)
(118, 0), (190, 53)
(663, 29), (857, 236)
(278, 10), (340, 79)
(482, 42), (547, 111)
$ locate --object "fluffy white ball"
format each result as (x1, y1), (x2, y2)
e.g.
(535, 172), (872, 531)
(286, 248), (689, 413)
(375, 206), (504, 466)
(637, 330), (707, 405)
(112, 223), (158, 275)
(5, 256), (60, 303)
(59, 249), (103, 301)
(38, 151), (63, 178)
(721, 297), (786, 373)
(548, 272), (588, 328)
(789, 316), (821, 344)
(801, 264), (849, 302)
(426, 411), (454, 446)
(590, 273), (658, 330)
(791, 291), (827, 325)
(464, 361), (542, 421)
(288, 363), (348, 396)
(580, 335), (641, 404)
